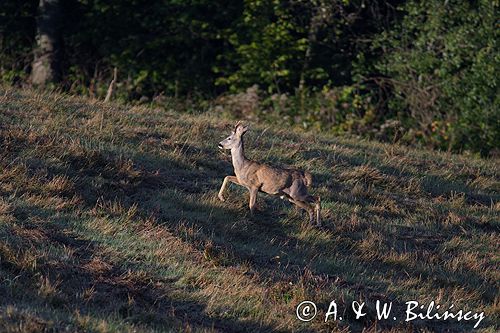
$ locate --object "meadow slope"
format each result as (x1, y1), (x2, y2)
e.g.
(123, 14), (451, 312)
(0, 88), (499, 332)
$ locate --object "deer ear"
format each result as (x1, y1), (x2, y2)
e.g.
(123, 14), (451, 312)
(236, 123), (249, 135)
(234, 121), (242, 133)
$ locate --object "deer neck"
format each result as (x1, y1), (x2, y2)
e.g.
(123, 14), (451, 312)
(231, 139), (248, 174)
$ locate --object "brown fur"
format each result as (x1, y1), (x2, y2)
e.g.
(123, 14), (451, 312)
(218, 123), (321, 226)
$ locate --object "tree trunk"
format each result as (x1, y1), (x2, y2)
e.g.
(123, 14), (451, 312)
(31, 0), (62, 86)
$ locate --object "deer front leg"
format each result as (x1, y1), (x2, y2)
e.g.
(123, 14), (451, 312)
(249, 187), (258, 214)
(314, 196), (321, 227)
(218, 176), (240, 202)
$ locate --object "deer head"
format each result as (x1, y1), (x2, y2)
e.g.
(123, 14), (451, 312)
(218, 122), (249, 150)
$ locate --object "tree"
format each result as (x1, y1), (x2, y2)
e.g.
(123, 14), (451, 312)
(375, 0), (499, 155)
(31, 0), (62, 86)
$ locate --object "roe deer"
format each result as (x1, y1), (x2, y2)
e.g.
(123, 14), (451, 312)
(217, 122), (321, 226)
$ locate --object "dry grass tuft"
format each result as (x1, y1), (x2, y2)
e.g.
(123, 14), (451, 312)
(0, 198), (13, 215)
(37, 275), (62, 300)
(45, 175), (74, 194)
(0, 306), (51, 333)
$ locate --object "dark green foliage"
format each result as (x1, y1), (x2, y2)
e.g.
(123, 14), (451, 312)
(374, 0), (499, 155)
(0, 0), (37, 83)
(59, 0), (243, 97)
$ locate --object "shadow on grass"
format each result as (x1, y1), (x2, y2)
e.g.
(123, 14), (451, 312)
(306, 146), (499, 203)
(0, 203), (283, 333)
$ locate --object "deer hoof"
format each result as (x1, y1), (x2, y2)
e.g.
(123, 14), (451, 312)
(218, 195), (225, 202)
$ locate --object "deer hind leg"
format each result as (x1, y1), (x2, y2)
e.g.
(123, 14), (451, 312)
(290, 194), (321, 227)
(303, 195), (321, 227)
(289, 198), (315, 224)
(218, 176), (240, 202)
(311, 196), (321, 227)
(287, 197), (303, 214)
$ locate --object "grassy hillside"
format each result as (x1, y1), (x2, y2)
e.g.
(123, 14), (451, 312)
(0, 87), (498, 333)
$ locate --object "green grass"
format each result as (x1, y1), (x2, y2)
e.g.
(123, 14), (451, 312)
(0, 87), (499, 332)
